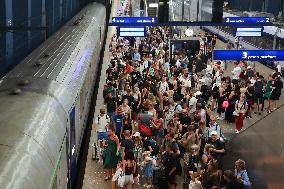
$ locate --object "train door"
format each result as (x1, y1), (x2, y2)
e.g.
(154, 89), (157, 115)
(68, 107), (77, 188)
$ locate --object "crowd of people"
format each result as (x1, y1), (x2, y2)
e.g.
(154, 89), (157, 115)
(92, 25), (283, 189)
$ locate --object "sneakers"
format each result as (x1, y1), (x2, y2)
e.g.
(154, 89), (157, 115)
(235, 129), (239, 134)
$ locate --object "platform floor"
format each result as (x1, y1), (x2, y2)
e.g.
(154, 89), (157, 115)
(82, 2), (284, 189)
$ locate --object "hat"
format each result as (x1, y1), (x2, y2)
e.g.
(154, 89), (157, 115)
(116, 107), (123, 114)
(210, 131), (218, 136)
(191, 144), (199, 150)
(195, 91), (202, 96)
(133, 132), (141, 137)
(247, 66), (251, 69)
(199, 78), (205, 83)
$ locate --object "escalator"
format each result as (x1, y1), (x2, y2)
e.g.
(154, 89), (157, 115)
(223, 105), (284, 189)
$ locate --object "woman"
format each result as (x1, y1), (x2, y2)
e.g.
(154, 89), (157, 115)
(270, 75), (283, 111)
(223, 170), (246, 189)
(265, 75), (273, 113)
(225, 84), (240, 123)
(147, 100), (157, 120)
(151, 109), (164, 146)
(234, 159), (252, 188)
(122, 151), (136, 189)
(217, 82), (227, 120)
(201, 160), (221, 189)
(201, 144), (215, 170)
(234, 94), (248, 133)
(121, 113), (134, 138)
(132, 86), (142, 120)
(103, 127), (121, 180)
(121, 99), (132, 119)
(181, 125), (200, 153)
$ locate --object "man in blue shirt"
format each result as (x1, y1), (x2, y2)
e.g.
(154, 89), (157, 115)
(133, 49), (141, 61)
(112, 107), (125, 140)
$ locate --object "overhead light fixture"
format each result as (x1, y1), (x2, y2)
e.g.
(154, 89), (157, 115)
(185, 28), (194, 37)
(149, 3), (159, 8)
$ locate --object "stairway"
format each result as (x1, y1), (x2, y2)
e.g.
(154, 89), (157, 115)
(146, 0), (158, 17)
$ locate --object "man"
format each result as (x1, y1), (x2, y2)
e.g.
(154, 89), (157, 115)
(122, 88), (134, 107)
(163, 143), (178, 189)
(92, 108), (110, 160)
(169, 97), (182, 113)
(189, 92), (198, 114)
(207, 131), (226, 169)
(206, 115), (226, 142)
(179, 68), (191, 96)
(223, 170), (246, 189)
(253, 75), (264, 115)
(158, 75), (169, 97)
(231, 62), (242, 83)
(133, 48), (141, 61)
(143, 135), (160, 157)
(105, 92), (117, 119)
(120, 130), (135, 159)
(112, 107), (125, 140)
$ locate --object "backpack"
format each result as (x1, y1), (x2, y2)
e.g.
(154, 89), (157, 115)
(149, 139), (160, 156)
(175, 156), (183, 176)
(138, 113), (152, 137)
(97, 114), (109, 125)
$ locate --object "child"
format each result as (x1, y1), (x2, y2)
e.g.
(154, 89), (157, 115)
(189, 172), (202, 189)
(142, 151), (154, 188)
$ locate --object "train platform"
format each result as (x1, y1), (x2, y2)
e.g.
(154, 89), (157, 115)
(82, 3), (284, 189)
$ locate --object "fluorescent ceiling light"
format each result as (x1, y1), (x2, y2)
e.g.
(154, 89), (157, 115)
(149, 3), (158, 8)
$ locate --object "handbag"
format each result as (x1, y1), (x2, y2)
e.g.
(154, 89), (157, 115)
(138, 113), (152, 136)
(117, 172), (126, 188)
(233, 111), (239, 116)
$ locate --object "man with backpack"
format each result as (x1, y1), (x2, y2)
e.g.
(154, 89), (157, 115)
(206, 115), (226, 142)
(92, 108), (110, 160)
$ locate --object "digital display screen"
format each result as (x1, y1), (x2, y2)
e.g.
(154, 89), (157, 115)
(235, 27), (263, 37)
(213, 50), (284, 61)
(118, 27), (146, 37)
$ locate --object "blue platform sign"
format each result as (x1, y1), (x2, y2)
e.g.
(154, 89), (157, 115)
(112, 17), (157, 24)
(235, 27), (263, 37)
(224, 17), (271, 25)
(213, 50), (284, 61)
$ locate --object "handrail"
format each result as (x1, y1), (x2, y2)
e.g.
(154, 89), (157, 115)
(144, 0), (148, 17)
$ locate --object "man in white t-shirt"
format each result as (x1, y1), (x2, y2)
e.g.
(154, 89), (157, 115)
(231, 62), (242, 81)
(179, 68), (191, 95)
(189, 92), (199, 114)
(276, 62), (282, 75)
(93, 108), (110, 142)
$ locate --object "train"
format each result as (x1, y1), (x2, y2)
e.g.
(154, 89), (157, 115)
(0, 2), (106, 189)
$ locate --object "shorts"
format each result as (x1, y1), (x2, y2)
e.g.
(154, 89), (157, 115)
(253, 95), (264, 104)
(155, 129), (164, 139)
(167, 174), (176, 184)
(124, 174), (134, 185)
(97, 132), (108, 141)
